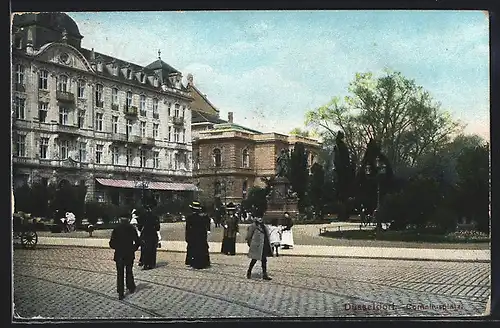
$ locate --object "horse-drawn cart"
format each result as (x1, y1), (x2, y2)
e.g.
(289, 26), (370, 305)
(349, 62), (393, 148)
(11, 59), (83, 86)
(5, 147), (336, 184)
(13, 214), (38, 249)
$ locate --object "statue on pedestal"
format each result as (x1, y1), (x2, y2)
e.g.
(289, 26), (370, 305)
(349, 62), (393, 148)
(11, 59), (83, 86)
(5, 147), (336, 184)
(276, 149), (290, 178)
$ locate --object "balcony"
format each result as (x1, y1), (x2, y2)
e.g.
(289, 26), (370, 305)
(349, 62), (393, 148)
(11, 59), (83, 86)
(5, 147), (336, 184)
(111, 103), (119, 111)
(14, 83), (26, 92)
(123, 105), (138, 117)
(53, 124), (80, 136)
(56, 91), (75, 103)
(143, 137), (155, 146)
(172, 116), (184, 126)
(153, 112), (159, 119)
(111, 133), (127, 142)
(128, 135), (142, 144)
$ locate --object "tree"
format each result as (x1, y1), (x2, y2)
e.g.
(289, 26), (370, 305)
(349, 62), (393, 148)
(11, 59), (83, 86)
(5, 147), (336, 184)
(309, 163), (325, 218)
(305, 70), (462, 172)
(241, 186), (268, 216)
(289, 142), (309, 211)
(13, 184), (32, 214)
(289, 128), (320, 139)
(454, 143), (489, 233)
(333, 131), (355, 220)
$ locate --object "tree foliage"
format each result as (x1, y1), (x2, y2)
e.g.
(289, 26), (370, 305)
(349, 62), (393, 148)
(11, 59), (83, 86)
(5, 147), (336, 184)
(305, 70), (463, 172)
(309, 163), (325, 218)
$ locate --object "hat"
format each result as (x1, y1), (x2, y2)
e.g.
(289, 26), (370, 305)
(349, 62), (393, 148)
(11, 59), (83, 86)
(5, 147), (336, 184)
(189, 201), (202, 211)
(226, 202), (236, 211)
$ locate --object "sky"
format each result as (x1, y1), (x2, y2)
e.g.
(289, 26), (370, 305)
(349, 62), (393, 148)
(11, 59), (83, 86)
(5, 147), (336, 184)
(67, 11), (490, 140)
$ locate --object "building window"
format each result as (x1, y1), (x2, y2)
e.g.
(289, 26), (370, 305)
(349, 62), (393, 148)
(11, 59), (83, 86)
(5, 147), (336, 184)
(57, 75), (69, 92)
(79, 142), (87, 162)
(15, 64), (25, 85)
(60, 140), (69, 160)
(112, 116), (118, 133)
(126, 148), (132, 166)
(77, 80), (85, 98)
(168, 126), (171, 141)
(242, 180), (248, 199)
(39, 137), (49, 159)
(126, 91), (132, 108)
(140, 150), (146, 167)
(113, 65), (118, 76)
(152, 99), (159, 118)
(195, 150), (200, 170)
(15, 36), (23, 49)
(153, 77), (159, 87)
(181, 106), (185, 118)
(153, 151), (159, 168)
(59, 107), (69, 125)
(78, 110), (85, 128)
(38, 70), (48, 90)
(167, 103), (171, 116)
(174, 128), (180, 142)
(126, 119), (132, 135)
(141, 121), (146, 137)
(95, 113), (103, 131)
(214, 181), (222, 196)
(174, 103), (180, 117)
(112, 88), (118, 105)
(213, 148), (221, 167)
(14, 97), (25, 119)
(95, 144), (103, 164)
(153, 123), (159, 138)
(38, 102), (48, 122)
(174, 153), (180, 170)
(182, 128), (186, 143)
(127, 69), (132, 80)
(95, 84), (103, 107)
(242, 149), (250, 168)
(112, 147), (119, 165)
(15, 134), (26, 157)
(139, 95), (146, 115)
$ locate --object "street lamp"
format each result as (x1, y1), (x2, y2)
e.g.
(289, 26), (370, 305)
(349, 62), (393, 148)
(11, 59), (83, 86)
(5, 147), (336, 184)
(365, 157), (386, 229)
(135, 176), (150, 207)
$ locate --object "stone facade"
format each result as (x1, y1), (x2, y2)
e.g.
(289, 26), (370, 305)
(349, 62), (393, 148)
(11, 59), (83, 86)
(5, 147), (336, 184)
(11, 13), (196, 206)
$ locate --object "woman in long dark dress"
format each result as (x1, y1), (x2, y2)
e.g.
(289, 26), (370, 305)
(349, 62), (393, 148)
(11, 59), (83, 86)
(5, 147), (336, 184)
(221, 202), (239, 255)
(140, 206), (159, 270)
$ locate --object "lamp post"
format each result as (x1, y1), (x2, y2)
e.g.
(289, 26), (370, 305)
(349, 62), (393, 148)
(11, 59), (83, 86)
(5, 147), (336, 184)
(365, 157), (386, 229)
(135, 176), (150, 207)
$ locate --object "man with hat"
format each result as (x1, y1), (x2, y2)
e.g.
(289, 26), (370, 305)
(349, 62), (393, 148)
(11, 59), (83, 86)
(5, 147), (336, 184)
(221, 202), (239, 255)
(185, 201), (211, 269)
(109, 216), (141, 300)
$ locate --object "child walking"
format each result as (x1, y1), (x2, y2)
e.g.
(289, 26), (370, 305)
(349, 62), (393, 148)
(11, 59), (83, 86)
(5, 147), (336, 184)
(267, 218), (283, 257)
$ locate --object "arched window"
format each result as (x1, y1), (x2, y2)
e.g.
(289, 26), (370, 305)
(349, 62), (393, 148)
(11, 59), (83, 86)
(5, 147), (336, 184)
(242, 148), (250, 168)
(57, 75), (68, 92)
(213, 148), (221, 167)
(242, 180), (248, 199)
(214, 181), (222, 196)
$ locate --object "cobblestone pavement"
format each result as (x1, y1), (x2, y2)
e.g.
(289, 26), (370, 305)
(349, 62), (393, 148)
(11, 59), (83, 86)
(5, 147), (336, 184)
(37, 223), (490, 249)
(13, 246), (490, 320)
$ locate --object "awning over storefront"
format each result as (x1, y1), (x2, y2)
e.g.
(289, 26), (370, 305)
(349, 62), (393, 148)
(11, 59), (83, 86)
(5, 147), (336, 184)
(95, 178), (200, 191)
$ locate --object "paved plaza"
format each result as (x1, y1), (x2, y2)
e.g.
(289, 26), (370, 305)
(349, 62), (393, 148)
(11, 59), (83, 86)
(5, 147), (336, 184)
(13, 246), (490, 320)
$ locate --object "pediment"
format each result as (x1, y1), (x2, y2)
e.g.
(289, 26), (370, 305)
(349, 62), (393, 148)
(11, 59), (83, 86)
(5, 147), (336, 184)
(35, 43), (93, 73)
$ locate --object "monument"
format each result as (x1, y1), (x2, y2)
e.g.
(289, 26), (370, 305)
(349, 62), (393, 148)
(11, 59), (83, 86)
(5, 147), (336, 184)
(263, 149), (299, 222)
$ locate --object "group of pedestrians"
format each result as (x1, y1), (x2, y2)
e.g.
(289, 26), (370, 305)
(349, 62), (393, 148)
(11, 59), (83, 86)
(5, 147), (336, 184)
(109, 200), (295, 300)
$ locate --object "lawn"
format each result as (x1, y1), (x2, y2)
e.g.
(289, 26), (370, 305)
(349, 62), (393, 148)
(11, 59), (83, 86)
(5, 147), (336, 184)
(321, 229), (490, 244)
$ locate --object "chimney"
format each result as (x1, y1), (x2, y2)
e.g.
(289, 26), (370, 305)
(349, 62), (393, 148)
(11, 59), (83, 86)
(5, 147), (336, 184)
(228, 112), (233, 123)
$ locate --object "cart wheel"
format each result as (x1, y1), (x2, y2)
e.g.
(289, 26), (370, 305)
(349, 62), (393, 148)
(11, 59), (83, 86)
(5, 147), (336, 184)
(21, 231), (38, 249)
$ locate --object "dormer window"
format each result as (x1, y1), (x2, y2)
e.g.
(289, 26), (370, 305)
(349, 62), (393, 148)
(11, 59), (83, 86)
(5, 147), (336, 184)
(140, 72), (146, 84)
(113, 65), (118, 76)
(127, 69), (133, 80)
(97, 62), (103, 72)
(153, 77), (159, 87)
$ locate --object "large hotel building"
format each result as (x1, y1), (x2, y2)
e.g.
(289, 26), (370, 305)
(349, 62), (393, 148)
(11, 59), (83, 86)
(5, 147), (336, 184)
(11, 12), (197, 205)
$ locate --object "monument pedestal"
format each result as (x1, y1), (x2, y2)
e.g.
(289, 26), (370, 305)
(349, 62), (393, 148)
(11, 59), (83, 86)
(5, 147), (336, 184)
(263, 176), (298, 223)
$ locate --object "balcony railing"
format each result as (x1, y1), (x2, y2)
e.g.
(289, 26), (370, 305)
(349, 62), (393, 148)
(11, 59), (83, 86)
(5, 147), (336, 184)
(143, 137), (155, 146)
(172, 116), (184, 126)
(123, 105), (138, 116)
(56, 91), (75, 103)
(111, 103), (119, 111)
(53, 124), (80, 135)
(128, 135), (142, 144)
(111, 133), (127, 142)
(14, 83), (26, 92)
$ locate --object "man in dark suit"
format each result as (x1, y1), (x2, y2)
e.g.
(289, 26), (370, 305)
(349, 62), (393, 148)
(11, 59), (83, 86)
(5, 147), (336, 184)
(109, 217), (140, 300)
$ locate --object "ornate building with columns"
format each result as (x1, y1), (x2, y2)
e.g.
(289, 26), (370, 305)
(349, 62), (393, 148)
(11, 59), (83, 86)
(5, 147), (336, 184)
(11, 12), (197, 205)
